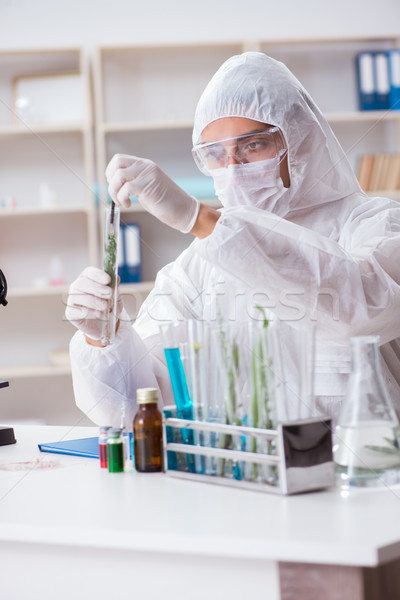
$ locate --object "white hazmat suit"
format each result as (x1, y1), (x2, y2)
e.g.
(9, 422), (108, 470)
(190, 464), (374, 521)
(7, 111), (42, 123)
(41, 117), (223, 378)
(69, 52), (400, 428)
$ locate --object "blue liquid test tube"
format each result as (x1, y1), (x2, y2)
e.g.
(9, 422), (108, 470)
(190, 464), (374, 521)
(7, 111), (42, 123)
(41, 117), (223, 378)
(164, 347), (196, 473)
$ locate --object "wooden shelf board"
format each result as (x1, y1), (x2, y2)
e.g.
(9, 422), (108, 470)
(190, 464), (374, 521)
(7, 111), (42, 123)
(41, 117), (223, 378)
(366, 190), (400, 201)
(0, 364), (71, 379)
(120, 281), (154, 294)
(0, 123), (88, 136)
(102, 120), (194, 133)
(8, 281), (154, 299)
(7, 285), (69, 298)
(0, 204), (92, 217)
(326, 110), (400, 123)
(101, 111), (400, 132)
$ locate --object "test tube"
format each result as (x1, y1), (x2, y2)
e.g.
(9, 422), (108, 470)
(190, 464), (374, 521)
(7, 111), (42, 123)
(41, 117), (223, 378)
(100, 204), (120, 346)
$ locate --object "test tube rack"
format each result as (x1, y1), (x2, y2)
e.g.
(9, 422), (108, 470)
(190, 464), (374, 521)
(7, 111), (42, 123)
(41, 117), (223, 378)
(163, 411), (335, 495)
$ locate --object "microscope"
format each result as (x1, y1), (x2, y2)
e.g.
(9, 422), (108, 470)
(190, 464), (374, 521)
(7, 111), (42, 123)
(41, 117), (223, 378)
(0, 268), (16, 446)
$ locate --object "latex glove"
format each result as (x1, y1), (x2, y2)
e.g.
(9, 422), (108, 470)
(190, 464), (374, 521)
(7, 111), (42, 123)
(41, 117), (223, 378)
(105, 154), (200, 234)
(65, 267), (123, 341)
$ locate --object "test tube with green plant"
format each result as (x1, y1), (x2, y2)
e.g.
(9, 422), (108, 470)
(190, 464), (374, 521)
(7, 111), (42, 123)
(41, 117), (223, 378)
(100, 202), (120, 346)
(215, 321), (245, 479)
(248, 307), (279, 484)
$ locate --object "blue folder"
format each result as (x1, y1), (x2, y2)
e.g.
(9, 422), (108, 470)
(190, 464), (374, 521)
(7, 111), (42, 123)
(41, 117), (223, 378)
(38, 437), (99, 458)
(374, 52), (390, 110)
(119, 222), (142, 284)
(389, 49), (400, 110)
(356, 52), (376, 111)
(356, 51), (392, 111)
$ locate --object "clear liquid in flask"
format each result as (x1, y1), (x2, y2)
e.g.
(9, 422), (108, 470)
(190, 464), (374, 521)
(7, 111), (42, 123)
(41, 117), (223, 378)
(334, 420), (400, 488)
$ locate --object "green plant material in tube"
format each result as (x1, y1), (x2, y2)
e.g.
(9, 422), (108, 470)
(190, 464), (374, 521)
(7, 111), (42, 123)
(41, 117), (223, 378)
(104, 232), (117, 287)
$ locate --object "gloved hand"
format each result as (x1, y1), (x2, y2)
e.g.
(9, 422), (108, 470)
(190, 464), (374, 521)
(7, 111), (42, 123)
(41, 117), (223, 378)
(105, 154), (200, 234)
(65, 267), (123, 341)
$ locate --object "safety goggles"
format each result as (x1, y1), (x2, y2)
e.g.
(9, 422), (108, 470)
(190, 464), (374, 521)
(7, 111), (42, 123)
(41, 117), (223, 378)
(192, 126), (287, 176)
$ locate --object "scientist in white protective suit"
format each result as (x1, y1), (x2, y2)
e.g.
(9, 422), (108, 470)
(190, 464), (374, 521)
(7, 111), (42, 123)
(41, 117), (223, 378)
(66, 52), (400, 428)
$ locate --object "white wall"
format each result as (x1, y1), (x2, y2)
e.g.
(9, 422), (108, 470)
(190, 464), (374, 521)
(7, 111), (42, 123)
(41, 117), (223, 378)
(0, 0), (399, 51)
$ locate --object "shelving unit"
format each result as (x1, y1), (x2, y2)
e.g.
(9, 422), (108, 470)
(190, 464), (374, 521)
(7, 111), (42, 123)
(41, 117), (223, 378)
(0, 48), (96, 426)
(92, 43), (242, 298)
(257, 36), (400, 182)
(2, 35), (400, 425)
(93, 36), (400, 302)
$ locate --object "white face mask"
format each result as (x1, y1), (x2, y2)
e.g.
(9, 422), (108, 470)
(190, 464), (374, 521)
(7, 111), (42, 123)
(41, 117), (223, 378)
(211, 156), (289, 215)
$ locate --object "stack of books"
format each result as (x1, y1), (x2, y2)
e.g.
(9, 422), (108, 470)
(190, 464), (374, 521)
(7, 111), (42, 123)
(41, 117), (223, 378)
(357, 154), (400, 191)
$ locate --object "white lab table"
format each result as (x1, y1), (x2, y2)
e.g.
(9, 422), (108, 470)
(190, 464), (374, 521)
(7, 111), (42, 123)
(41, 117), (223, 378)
(1, 425), (400, 600)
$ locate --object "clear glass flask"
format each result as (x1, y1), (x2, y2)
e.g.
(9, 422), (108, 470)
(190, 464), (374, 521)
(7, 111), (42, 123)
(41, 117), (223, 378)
(100, 204), (120, 346)
(334, 335), (400, 488)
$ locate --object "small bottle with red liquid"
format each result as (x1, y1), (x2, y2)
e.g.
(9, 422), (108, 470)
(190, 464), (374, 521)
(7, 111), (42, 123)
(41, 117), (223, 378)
(99, 426), (110, 468)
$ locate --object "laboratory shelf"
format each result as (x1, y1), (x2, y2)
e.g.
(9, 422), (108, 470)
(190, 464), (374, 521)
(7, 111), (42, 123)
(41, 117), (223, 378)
(0, 364), (71, 380)
(7, 285), (69, 298)
(0, 204), (92, 217)
(325, 111), (400, 123)
(100, 111), (400, 132)
(120, 281), (154, 294)
(0, 47), (96, 423)
(0, 123), (88, 136)
(101, 120), (195, 133)
(100, 112), (400, 130)
(7, 281), (155, 300)
(366, 190), (400, 201)
(1, 35), (399, 426)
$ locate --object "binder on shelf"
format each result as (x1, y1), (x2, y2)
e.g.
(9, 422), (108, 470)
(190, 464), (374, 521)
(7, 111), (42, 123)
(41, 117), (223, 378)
(356, 52), (376, 111)
(374, 52), (390, 110)
(119, 222), (142, 284)
(388, 49), (400, 110)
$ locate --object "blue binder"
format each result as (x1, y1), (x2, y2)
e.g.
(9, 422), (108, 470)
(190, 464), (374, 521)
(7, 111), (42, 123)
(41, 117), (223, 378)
(388, 49), (400, 111)
(374, 52), (390, 110)
(119, 222), (142, 284)
(356, 52), (376, 111)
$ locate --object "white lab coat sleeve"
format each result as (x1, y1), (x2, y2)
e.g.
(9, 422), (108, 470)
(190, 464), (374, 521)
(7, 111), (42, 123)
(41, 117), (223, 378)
(69, 309), (160, 429)
(196, 204), (400, 344)
(69, 249), (204, 428)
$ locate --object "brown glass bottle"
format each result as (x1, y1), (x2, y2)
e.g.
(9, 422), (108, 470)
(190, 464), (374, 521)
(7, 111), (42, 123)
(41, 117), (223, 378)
(133, 388), (163, 473)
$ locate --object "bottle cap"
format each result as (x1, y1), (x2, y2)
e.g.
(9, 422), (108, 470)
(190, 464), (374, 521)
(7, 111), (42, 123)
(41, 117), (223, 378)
(108, 427), (122, 438)
(137, 387), (159, 404)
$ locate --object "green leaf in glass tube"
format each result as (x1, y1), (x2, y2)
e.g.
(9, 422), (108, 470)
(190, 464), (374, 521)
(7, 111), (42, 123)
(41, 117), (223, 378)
(104, 232), (117, 287)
